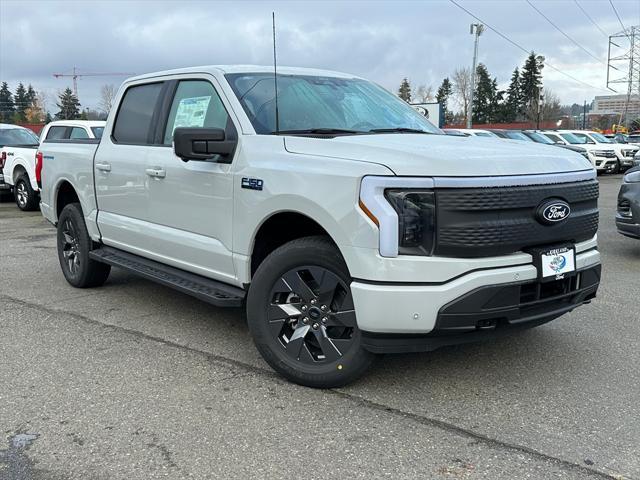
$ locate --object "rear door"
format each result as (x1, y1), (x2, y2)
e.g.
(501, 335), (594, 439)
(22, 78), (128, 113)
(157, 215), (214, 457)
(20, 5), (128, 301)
(94, 81), (166, 255)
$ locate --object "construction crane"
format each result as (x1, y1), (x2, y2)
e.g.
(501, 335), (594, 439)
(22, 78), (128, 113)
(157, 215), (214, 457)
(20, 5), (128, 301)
(52, 67), (135, 97)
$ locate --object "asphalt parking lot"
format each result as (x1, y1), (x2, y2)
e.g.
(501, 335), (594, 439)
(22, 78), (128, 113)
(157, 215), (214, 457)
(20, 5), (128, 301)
(0, 174), (638, 480)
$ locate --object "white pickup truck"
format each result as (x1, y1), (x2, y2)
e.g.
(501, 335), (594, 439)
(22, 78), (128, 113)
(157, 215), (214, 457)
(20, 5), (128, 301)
(39, 65), (601, 387)
(1, 120), (105, 210)
(0, 123), (41, 205)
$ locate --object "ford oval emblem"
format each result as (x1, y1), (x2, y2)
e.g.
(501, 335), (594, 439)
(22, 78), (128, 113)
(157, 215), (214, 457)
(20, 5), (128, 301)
(536, 199), (571, 225)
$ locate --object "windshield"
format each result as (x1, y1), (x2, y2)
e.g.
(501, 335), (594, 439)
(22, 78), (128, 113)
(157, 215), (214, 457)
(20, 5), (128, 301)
(0, 128), (40, 147)
(590, 132), (612, 143)
(504, 131), (531, 141)
(525, 131), (554, 144)
(628, 135), (640, 143)
(91, 127), (104, 139)
(560, 133), (586, 144)
(225, 73), (442, 135)
(474, 132), (495, 137)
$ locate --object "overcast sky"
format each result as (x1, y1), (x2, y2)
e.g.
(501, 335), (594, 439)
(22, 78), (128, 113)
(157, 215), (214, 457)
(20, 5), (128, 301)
(1, 0), (639, 113)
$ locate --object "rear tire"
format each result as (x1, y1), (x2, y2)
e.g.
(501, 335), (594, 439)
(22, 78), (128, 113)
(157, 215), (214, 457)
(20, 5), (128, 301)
(57, 203), (111, 288)
(247, 236), (375, 388)
(14, 174), (39, 211)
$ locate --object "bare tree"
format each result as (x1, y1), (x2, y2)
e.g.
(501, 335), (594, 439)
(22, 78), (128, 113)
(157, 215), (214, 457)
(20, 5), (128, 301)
(414, 85), (434, 103)
(541, 89), (562, 122)
(99, 84), (116, 114)
(452, 67), (471, 123)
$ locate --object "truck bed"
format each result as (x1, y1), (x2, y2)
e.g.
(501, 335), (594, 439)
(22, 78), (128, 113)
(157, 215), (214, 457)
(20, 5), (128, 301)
(39, 139), (100, 225)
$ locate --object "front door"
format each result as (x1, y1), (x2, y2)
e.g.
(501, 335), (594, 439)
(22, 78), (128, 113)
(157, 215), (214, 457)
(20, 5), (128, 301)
(142, 78), (237, 283)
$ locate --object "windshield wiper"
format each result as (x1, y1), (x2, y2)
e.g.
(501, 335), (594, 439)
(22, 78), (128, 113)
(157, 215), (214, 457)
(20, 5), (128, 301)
(273, 128), (363, 136)
(369, 127), (433, 134)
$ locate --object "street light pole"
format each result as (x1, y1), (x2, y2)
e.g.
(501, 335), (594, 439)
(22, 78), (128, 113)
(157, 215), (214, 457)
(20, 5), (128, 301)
(468, 23), (484, 129)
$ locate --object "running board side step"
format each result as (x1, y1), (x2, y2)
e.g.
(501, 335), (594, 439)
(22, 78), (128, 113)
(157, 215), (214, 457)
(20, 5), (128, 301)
(89, 246), (245, 307)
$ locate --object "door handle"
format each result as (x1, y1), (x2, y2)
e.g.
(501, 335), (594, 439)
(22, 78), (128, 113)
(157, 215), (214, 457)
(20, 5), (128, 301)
(145, 167), (166, 178)
(95, 163), (111, 172)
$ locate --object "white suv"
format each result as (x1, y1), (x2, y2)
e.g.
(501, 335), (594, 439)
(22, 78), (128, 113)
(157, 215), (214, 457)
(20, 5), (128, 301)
(566, 130), (638, 173)
(541, 130), (618, 174)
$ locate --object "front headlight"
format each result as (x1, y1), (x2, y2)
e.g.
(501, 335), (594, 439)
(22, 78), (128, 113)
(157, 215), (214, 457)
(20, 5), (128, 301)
(359, 176), (435, 257)
(384, 190), (435, 255)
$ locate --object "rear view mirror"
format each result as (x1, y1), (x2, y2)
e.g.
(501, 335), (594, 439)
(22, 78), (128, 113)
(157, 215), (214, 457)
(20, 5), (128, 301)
(173, 128), (236, 163)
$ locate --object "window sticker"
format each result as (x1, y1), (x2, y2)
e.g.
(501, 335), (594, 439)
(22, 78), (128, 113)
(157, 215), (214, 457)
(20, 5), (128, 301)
(173, 96), (212, 129)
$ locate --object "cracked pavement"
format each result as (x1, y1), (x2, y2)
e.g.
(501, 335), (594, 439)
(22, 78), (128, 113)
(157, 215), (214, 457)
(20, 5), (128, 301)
(0, 174), (638, 479)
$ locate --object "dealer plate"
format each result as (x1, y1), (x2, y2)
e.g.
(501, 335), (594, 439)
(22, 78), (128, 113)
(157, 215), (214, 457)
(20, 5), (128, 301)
(539, 246), (576, 280)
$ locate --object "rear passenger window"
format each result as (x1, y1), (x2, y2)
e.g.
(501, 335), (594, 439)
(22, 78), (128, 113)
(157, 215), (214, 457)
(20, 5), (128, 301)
(113, 83), (163, 144)
(70, 127), (89, 139)
(163, 80), (230, 144)
(46, 126), (68, 140)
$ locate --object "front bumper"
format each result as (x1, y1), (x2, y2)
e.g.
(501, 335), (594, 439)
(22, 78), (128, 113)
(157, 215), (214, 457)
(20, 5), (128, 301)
(351, 248), (600, 349)
(616, 181), (640, 239)
(360, 264), (600, 353)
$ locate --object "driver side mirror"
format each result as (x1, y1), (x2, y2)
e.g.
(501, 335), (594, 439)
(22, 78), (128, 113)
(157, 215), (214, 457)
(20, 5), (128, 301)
(173, 127), (236, 163)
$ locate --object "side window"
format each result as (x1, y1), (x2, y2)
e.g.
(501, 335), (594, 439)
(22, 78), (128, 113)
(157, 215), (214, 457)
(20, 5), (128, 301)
(46, 126), (68, 140)
(163, 80), (230, 144)
(112, 83), (164, 144)
(69, 127), (89, 139)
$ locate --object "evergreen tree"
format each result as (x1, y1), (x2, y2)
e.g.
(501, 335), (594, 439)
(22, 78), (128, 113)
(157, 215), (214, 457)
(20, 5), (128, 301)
(436, 78), (453, 125)
(472, 64), (499, 124)
(14, 83), (28, 121)
(0, 82), (15, 122)
(398, 78), (412, 102)
(26, 84), (37, 107)
(502, 68), (522, 122)
(520, 52), (543, 113)
(55, 88), (81, 120)
(45, 112), (53, 123)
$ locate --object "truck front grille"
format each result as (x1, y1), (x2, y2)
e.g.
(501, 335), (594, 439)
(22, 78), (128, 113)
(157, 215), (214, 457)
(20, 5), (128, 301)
(433, 179), (599, 257)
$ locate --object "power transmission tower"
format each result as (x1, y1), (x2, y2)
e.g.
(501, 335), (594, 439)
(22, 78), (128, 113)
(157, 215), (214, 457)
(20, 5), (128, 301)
(606, 25), (640, 126)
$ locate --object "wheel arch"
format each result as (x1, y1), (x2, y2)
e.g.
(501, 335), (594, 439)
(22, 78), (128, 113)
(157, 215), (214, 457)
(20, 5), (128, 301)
(55, 179), (81, 220)
(11, 163), (27, 183)
(249, 210), (342, 278)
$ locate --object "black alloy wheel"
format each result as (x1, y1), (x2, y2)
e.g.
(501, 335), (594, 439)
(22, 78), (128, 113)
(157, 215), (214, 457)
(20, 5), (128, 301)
(247, 236), (375, 388)
(268, 265), (357, 365)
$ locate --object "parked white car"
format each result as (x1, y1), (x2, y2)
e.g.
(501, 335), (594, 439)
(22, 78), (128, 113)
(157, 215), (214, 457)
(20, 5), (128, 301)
(1, 120), (105, 210)
(39, 65), (601, 387)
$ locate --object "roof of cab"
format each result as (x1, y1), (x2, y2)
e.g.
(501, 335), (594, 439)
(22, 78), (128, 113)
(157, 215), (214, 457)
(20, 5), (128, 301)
(126, 65), (362, 83)
(0, 123), (32, 130)
(45, 120), (106, 127)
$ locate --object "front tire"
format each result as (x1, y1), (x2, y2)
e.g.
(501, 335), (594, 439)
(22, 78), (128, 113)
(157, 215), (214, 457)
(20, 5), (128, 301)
(14, 174), (39, 211)
(57, 203), (111, 288)
(247, 236), (375, 388)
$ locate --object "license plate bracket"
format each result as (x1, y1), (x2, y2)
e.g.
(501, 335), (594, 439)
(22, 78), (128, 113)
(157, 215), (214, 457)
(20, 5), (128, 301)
(529, 244), (576, 282)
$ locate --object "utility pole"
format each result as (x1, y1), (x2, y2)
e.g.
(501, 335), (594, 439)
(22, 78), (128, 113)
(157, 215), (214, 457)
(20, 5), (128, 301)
(582, 100), (587, 129)
(536, 88), (544, 130)
(467, 23), (484, 129)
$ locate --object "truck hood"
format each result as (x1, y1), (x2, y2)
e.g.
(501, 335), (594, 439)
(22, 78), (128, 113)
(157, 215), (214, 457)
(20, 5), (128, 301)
(284, 134), (593, 176)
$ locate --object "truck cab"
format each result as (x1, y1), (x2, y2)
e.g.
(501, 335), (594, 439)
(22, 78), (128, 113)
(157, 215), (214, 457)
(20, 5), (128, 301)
(39, 66), (601, 387)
